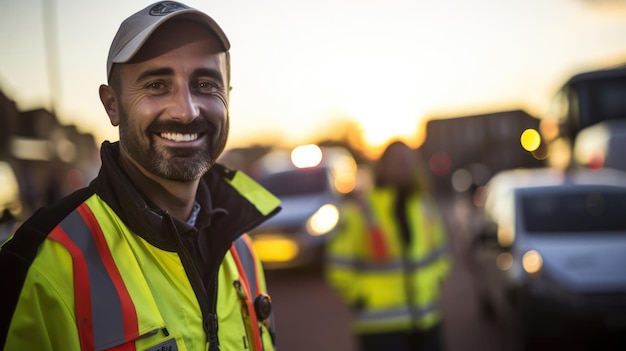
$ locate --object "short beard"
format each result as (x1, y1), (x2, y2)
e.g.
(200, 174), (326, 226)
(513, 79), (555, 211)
(118, 109), (229, 182)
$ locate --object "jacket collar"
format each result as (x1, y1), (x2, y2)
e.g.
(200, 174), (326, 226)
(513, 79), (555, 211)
(91, 141), (280, 253)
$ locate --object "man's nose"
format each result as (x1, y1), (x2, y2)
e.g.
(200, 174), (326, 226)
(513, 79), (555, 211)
(169, 86), (200, 123)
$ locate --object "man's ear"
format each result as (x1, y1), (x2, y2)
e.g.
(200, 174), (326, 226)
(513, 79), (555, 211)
(99, 84), (120, 126)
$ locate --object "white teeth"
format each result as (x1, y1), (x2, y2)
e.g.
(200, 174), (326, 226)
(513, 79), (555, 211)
(160, 132), (199, 142)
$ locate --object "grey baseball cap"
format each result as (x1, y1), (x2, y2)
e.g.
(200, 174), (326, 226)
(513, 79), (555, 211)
(106, 1), (230, 79)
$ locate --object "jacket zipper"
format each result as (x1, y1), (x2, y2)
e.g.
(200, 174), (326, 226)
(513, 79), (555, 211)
(207, 278), (220, 351)
(160, 205), (281, 350)
(163, 212), (221, 351)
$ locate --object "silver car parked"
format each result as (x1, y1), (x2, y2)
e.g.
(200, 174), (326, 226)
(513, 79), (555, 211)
(470, 167), (626, 350)
(248, 145), (358, 270)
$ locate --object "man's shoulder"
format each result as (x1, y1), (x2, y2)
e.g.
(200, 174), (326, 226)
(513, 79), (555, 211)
(22, 187), (96, 235)
(0, 187), (95, 293)
(0, 187), (95, 347)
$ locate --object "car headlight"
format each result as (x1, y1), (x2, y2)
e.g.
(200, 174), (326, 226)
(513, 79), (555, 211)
(496, 252), (514, 271)
(306, 204), (339, 236)
(522, 250), (543, 275)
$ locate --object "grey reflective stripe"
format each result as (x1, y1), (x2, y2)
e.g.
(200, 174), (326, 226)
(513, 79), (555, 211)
(325, 256), (355, 268)
(356, 259), (404, 272)
(357, 302), (438, 324)
(233, 237), (258, 299)
(233, 236), (277, 343)
(328, 246), (447, 272)
(327, 256), (405, 273)
(406, 247), (448, 270)
(59, 209), (127, 351)
(359, 306), (411, 322)
(410, 302), (439, 319)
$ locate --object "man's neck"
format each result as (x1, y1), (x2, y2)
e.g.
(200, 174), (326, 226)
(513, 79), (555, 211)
(119, 151), (200, 222)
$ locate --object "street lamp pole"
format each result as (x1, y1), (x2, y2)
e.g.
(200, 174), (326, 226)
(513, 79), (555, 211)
(42, 0), (61, 116)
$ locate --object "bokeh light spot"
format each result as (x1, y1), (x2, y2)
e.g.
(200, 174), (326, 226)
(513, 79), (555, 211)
(291, 144), (323, 168)
(520, 129), (541, 152)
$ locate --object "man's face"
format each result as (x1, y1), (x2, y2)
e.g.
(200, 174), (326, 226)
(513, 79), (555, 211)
(112, 20), (229, 182)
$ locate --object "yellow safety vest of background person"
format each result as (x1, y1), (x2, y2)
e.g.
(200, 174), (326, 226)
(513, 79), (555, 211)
(326, 187), (450, 331)
(325, 141), (451, 344)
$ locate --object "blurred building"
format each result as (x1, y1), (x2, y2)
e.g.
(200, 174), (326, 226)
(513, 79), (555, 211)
(419, 109), (545, 198)
(0, 90), (19, 159)
(0, 88), (99, 219)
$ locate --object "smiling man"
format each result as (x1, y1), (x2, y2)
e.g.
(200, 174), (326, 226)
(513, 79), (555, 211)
(0, 2), (280, 351)
(99, 16), (232, 220)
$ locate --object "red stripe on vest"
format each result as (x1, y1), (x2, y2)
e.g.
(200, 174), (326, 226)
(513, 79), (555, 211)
(76, 204), (139, 350)
(230, 241), (263, 351)
(49, 226), (95, 351)
(354, 196), (390, 261)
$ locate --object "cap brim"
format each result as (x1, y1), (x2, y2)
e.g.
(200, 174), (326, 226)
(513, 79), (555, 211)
(108, 9), (230, 77)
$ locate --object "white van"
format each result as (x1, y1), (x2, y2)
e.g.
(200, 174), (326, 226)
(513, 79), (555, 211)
(573, 119), (626, 172)
(470, 167), (626, 349)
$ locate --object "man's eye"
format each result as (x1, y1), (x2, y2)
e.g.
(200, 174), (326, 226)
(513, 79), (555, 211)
(197, 82), (220, 93)
(146, 82), (166, 90)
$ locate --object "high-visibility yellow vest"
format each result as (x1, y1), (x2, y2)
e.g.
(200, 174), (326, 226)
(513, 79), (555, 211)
(2, 195), (276, 351)
(325, 186), (451, 334)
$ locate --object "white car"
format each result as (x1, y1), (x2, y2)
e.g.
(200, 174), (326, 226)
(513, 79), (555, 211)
(470, 167), (626, 349)
(574, 119), (626, 172)
(248, 145), (358, 270)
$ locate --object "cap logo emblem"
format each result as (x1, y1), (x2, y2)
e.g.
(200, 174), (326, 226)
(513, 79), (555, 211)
(149, 1), (189, 16)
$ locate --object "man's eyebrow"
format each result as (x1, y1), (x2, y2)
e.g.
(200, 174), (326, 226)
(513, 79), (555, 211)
(134, 67), (225, 83)
(193, 68), (225, 82)
(136, 68), (174, 82)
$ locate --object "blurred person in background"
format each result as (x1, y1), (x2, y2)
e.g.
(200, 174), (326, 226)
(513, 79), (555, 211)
(0, 2), (280, 351)
(325, 140), (451, 351)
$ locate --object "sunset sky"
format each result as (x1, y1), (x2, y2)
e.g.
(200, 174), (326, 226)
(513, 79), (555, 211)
(1, 0), (626, 156)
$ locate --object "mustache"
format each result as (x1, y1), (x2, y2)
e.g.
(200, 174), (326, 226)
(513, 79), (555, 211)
(148, 118), (212, 135)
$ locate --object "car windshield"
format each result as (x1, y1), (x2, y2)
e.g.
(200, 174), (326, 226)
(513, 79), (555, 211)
(521, 189), (626, 233)
(258, 167), (328, 197)
(577, 77), (626, 129)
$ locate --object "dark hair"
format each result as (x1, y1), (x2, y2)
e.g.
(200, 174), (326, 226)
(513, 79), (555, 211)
(373, 140), (431, 193)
